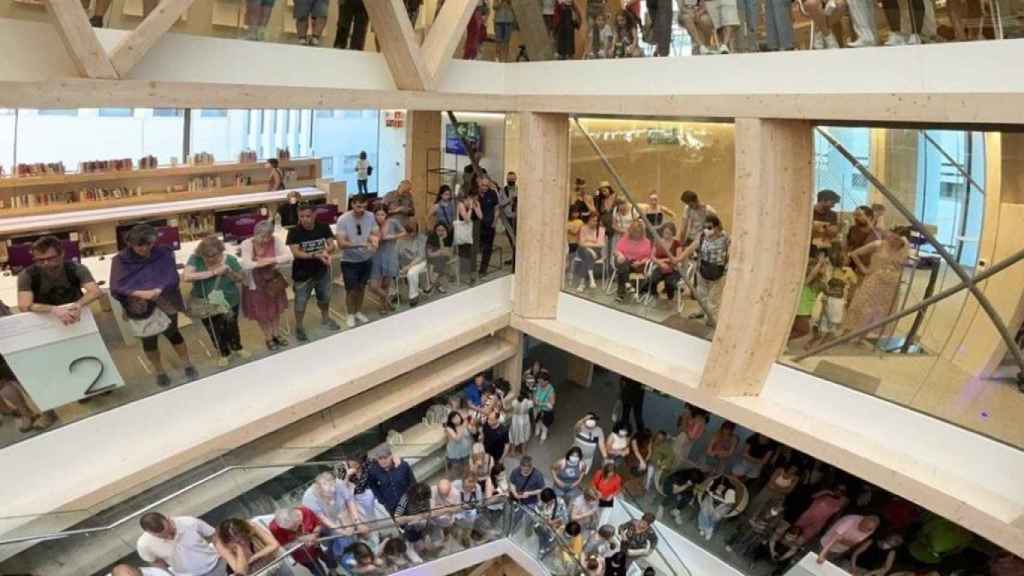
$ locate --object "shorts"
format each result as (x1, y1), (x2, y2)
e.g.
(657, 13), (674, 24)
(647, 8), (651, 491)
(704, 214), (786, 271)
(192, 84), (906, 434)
(293, 0), (328, 19)
(293, 269), (332, 312)
(535, 409), (555, 428)
(495, 21), (514, 44)
(705, 0), (740, 27)
(341, 260), (373, 290)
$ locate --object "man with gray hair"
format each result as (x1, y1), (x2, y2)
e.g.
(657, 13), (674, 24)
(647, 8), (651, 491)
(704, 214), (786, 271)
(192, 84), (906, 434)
(366, 443), (416, 515)
(268, 505), (337, 576)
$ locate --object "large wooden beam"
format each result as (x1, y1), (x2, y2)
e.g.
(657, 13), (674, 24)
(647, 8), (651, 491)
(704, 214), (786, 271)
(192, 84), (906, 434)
(701, 118), (813, 396)
(513, 112), (570, 318)
(510, 0), (553, 61)
(108, 0), (196, 77)
(45, 0), (118, 79)
(364, 0), (432, 91)
(421, 0), (477, 87)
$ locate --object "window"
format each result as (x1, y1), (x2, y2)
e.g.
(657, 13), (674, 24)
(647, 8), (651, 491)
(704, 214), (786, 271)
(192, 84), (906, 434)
(98, 108), (134, 117)
(37, 109), (78, 116)
(939, 181), (964, 199)
(153, 108), (183, 117)
(190, 109), (312, 163)
(312, 109), (380, 193)
(200, 109), (228, 118)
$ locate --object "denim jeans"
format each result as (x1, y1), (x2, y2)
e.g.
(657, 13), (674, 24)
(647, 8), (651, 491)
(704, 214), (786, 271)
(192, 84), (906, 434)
(764, 0), (794, 49)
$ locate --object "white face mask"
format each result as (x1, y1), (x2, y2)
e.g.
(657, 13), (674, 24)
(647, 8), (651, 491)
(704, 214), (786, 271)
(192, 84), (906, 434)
(568, 456), (580, 465)
(585, 419), (596, 429)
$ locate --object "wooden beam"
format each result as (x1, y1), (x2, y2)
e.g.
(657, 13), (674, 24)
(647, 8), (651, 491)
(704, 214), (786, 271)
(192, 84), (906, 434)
(45, 0), (118, 79)
(514, 112), (570, 318)
(510, 0), (554, 61)
(364, 0), (432, 91)
(406, 110), (443, 230)
(421, 0), (478, 87)
(701, 118), (813, 396)
(108, 0), (195, 77)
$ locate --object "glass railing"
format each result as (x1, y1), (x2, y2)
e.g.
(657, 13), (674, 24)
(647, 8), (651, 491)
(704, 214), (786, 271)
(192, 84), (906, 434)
(0, 112), (513, 449)
(564, 116), (735, 342)
(0, 437), (445, 575)
(778, 125), (1024, 450)
(461, 0), (1023, 61)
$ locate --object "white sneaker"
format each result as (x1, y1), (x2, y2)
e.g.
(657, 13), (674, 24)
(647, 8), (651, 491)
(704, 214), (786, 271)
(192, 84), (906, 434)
(698, 44), (713, 55)
(346, 316), (357, 329)
(907, 33), (921, 44)
(718, 44), (730, 54)
(885, 33), (906, 46)
(812, 33), (826, 49)
(589, 279), (598, 289)
(848, 36), (877, 47)
(234, 349), (252, 360)
(576, 280), (586, 292)
(355, 312), (370, 324)
(824, 33), (840, 48)
(216, 356), (230, 368)
(824, 0), (837, 14)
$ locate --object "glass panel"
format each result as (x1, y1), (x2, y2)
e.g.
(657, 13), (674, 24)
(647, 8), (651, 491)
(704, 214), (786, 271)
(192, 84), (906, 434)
(781, 125), (1024, 449)
(0, 107), (512, 450)
(13, 108), (185, 170)
(565, 117), (735, 341)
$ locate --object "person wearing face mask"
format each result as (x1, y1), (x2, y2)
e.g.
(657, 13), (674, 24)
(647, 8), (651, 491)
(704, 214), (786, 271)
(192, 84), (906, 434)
(551, 446), (590, 502)
(676, 213), (730, 324)
(573, 413), (607, 470)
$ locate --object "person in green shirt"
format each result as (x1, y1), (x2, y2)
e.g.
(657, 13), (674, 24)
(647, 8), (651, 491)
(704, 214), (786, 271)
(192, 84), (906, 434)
(183, 236), (249, 367)
(908, 516), (973, 565)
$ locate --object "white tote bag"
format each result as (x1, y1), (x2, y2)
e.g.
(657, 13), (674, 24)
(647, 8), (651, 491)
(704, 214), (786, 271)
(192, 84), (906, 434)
(453, 219), (474, 246)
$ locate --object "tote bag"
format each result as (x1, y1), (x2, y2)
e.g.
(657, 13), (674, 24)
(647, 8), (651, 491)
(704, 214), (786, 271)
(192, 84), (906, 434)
(453, 219), (474, 246)
(126, 306), (171, 338)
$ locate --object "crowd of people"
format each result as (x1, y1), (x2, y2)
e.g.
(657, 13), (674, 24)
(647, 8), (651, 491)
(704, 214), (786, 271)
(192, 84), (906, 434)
(566, 180), (728, 326)
(0, 168), (516, 435)
(105, 363), (1021, 576)
(787, 189), (911, 351)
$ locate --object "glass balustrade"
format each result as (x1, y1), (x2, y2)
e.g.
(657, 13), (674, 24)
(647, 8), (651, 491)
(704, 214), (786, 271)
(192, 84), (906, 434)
(0, 106), (514, 450)
(779, 125), (1024, 450)
(2, 0), (1019, 60)
(564, 116), (736, 342)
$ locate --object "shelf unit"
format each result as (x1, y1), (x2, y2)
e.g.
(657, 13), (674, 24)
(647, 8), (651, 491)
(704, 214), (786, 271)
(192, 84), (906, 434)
(0, 158), (322, 264)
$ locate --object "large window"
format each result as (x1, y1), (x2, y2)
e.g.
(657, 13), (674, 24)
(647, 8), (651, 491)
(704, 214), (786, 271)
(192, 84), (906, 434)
(189, 109), (313, 163)
(311, 109), (381, 194)
(14, 108), (186, 168)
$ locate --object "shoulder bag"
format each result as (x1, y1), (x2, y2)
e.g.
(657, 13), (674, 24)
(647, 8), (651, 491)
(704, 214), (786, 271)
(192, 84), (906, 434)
(187, 272), (232, 320)
(126, 305), (171, 338)
(453, 219), (474, 246)
(698, 234), (727, 281)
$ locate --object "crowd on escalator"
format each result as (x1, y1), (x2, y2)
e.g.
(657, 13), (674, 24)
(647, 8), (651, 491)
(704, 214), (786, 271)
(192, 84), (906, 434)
(107, 365), (1022, 576)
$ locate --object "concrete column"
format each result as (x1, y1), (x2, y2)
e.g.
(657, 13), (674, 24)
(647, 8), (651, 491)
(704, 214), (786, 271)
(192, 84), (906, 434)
(406, 110), (443, 231)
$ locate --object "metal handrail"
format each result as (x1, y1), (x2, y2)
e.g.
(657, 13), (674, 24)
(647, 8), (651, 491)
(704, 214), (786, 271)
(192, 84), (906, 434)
(0, 459), (350, 547)
(620, 483), (693, 576)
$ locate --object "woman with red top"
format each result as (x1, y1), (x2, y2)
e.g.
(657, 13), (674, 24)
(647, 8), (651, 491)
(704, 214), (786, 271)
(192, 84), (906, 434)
(645, 222), (684, 301)
(592, 461), (624, 525)
(613, 220), (653, 302)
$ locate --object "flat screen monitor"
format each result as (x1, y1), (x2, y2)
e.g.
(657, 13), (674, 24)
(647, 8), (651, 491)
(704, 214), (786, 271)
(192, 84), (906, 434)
(116, 219), (169, 251)
(314, 204), (340, 225)
(445, 122), (483, 156)
(7, 240), (81, 273)
(214, 208), (252, 233)
(155, 226), (181, 250)
(223, 213), (268, 243)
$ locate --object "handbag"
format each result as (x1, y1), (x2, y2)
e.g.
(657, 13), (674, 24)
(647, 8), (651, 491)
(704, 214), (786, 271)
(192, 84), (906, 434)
(188, 273), (232, 320)
(453, 219), (474, 246)
(367, 165), (374, 176)
(697, 234), (726, 281)
(126, 306), (171, 338)
(265, 268), (290, 299)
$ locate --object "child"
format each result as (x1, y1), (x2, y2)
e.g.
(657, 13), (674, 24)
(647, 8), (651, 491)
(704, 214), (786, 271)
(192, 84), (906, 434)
(809, 249), (856, 348)
(343, 541), (384, 574)
(381, 536), (419, 569)
(567, 208), (585, 257)
(788, 248), (828, 343)
(584, 524), (620, 559)
(585, 12), (615, 58)
(560, 521), (585, 573)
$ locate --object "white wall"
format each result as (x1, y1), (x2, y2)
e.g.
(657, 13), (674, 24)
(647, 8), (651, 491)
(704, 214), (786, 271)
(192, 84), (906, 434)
(441, 112), (507, 186)
(377, 109), (408, 194)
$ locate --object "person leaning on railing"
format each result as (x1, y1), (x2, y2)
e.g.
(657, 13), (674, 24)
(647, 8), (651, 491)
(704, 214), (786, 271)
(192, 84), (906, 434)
(213, 517), (292, 576)
(268, 506), (339, 576)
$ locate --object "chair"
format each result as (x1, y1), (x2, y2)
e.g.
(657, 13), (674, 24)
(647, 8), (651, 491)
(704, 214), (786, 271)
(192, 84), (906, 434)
(606, 260), (654, 302)
(694, 474), (750, 519)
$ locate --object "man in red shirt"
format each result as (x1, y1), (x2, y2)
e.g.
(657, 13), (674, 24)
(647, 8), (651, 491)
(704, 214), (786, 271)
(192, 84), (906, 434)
(268, 506), (337, 576)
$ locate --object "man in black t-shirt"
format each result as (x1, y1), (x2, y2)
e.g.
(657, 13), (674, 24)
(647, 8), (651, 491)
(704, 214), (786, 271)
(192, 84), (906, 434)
(17, 235), (101, 325)
(482, 410), (510, 463)
(618, 376), (646, 434)
(286, 204), (340, 342)
(732, 433), (776, 481)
